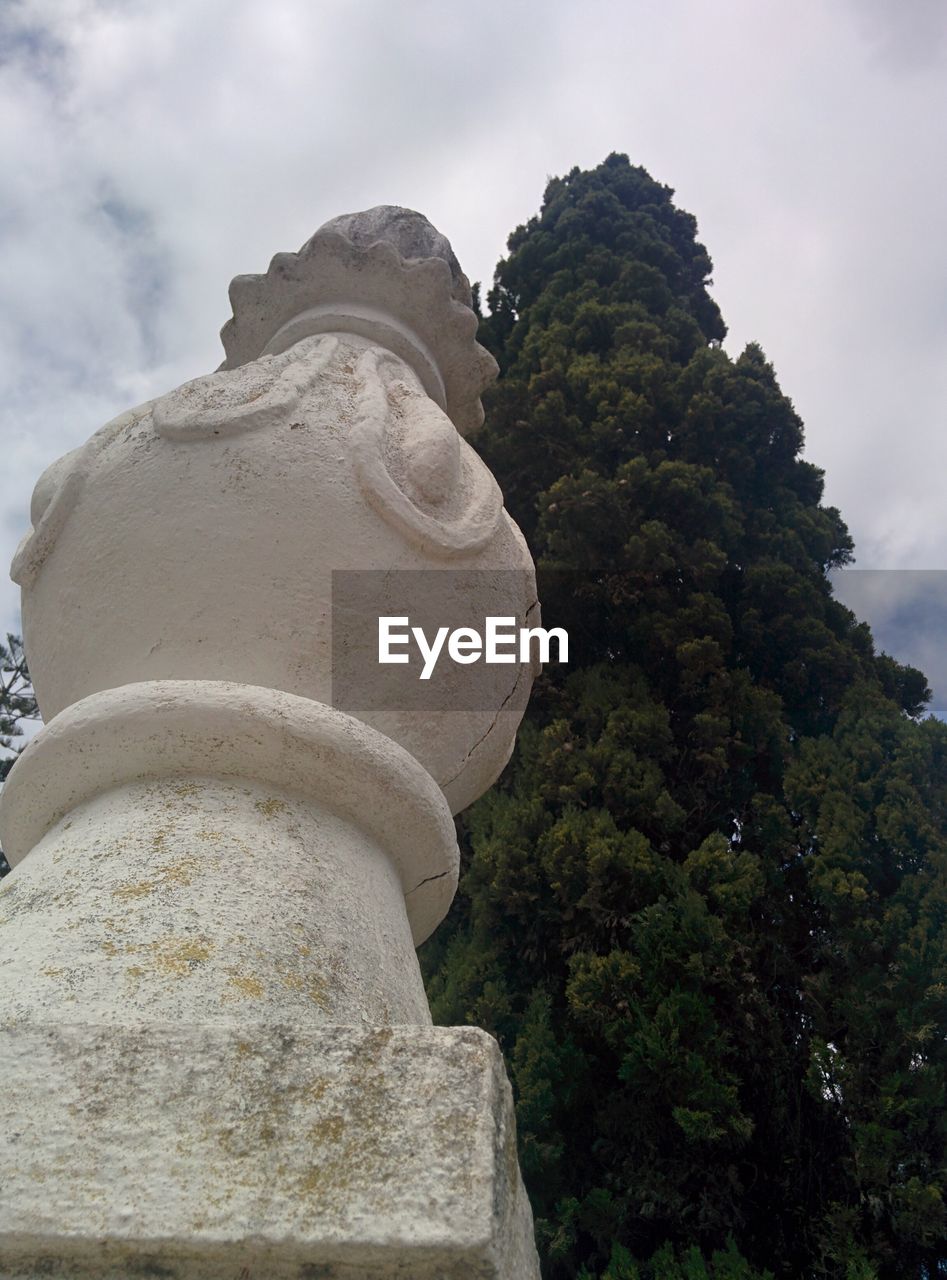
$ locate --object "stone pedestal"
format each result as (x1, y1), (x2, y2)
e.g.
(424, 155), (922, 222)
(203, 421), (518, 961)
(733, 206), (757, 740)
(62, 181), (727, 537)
(0, 682), (455, 1029)
(0, 1024), (534, 1279)
(0, 682), (539, 1277)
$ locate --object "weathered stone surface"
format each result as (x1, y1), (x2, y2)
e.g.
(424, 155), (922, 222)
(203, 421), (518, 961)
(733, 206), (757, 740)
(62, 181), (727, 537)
(219, 206), (487, 430)
(0, 681), (458, 1025)
(0, 1023), (539, 1278)
(319, 205), (473, 306)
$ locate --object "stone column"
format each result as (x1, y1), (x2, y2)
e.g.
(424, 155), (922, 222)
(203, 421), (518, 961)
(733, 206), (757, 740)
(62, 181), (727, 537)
(0, 209), (541, 1279)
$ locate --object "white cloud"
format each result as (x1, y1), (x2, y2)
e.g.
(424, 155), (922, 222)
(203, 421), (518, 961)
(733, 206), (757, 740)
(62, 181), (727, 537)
(2, 0), (946, 707)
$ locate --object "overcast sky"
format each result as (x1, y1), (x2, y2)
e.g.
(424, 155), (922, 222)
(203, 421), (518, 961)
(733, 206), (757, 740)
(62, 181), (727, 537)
(2, 0), (946, 717)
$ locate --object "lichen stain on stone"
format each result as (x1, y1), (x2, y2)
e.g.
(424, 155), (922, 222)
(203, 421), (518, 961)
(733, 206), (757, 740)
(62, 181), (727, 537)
(296, 1113), (383, 1203)
(297, 1161), (344, 1199)
(280, 969), (331, 1009)
(205, 1064), (314, 1178)
(306, 1079), (329, 1103)
(430, 1110), (477, 1198)
(112, 879), (156, 901)
(104, 934), (214, 978)
(254, 796), (287, 819)
(168, 780), (201, 799)
(155, 855), (200, 887)
(291, 1041), (403, 1207)
(307, 1113), (345, 1145)
(151, 937), (214, 977)
(225, 974), (264, 999)
(102, 938), (138, 957)
(111, 855), (200, 901)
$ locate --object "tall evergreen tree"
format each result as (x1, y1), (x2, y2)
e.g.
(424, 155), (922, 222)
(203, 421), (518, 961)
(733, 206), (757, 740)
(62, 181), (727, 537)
(421, 155), (947, 1280)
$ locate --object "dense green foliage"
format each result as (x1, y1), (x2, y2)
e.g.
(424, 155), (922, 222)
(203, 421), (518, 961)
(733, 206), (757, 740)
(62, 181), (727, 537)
(421, 155), (947, 1279)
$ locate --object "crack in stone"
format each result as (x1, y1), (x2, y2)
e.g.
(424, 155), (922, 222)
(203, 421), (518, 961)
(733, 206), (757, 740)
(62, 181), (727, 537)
(406, 869), (450, 896)
(439, 605), (539, 789)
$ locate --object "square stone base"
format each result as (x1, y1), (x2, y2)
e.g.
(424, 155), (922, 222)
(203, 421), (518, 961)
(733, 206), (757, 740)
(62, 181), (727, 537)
(0, 1023), (539, 1278)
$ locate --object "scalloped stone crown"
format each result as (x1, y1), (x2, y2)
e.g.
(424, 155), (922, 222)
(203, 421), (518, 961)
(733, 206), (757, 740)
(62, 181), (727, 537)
(218, 206), (497, 437)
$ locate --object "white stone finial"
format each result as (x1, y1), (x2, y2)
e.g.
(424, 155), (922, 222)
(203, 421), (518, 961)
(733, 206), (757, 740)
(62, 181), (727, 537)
(313, 204), (475, 305)
(220, 204), (496, 438)
(0, 207), (541, 1277)
(12, 210), (538, 815)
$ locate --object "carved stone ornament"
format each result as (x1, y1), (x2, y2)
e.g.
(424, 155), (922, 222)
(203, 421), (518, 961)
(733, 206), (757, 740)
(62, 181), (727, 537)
(12, 206), (538, 814)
